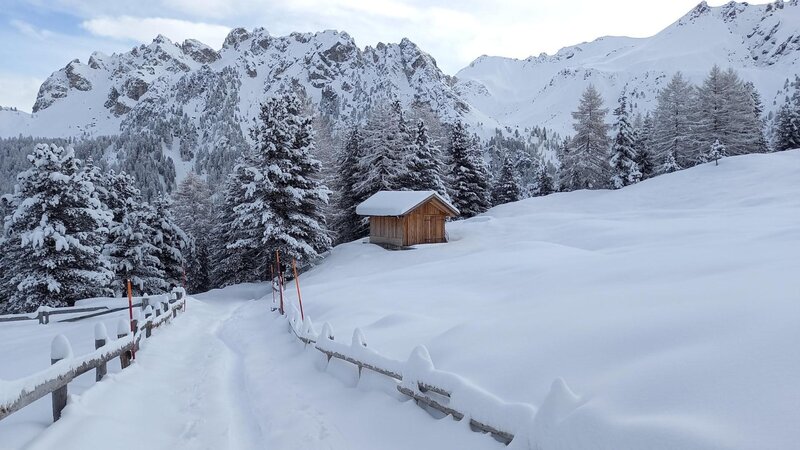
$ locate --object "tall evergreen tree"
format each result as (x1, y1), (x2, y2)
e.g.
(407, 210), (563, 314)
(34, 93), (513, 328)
(226, 95), (332, 279)
(448, 121), (491, 218)
(532, 159), (555, 197)
(653, 72), (695, 172)
(356, 102), (406, 197)
(491, 155), (522, 206)
(561, 85), (611, 190)
(172, 172), (213, 293)
(609, 93), (642, 189)
(402, 119), (449, 197)
(773, 77), (800, 151)
(148, 196), (189, 289)
(633, 113), (656, 179)
(0, 144), (112, 312)
(332, 125), (368, 244)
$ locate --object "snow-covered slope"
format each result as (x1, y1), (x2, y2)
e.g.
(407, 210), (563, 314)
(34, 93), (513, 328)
(456, 0), (800, 134)
(284, 150), (800, 450)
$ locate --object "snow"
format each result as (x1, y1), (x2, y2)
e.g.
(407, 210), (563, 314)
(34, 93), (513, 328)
(1, 151), (799, 449)
(49, 335), (72, 360)
(356, 190), (458, 216)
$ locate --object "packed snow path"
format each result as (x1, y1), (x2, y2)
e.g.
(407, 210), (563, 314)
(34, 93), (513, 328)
(7, 284), (496, 450)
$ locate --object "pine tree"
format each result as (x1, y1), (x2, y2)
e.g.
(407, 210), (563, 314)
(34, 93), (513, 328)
(633, 113), (656, 180)
(706, 139), (726, 166)
(356, 102), (406, 197)
(532, 160), (555, 197)
(609, 93), (642, 189)
(332, 125), (368, 244)
(0, 144), (112, 312)
(561, 85), (611, 190)
(653, 72), (695, 172)
(402, 119), (449, 197)
(661, 151), (682, 174)
(105, 171), (166, 296)
(226, 95), (332, 279)
(448, 121), (491, 218)
(172, 172), (214, 293)
(491, 155), (522, 206)
(773, 102), (798, 151)
(210, 175), (258, 288)
(148, 196), (189, 289)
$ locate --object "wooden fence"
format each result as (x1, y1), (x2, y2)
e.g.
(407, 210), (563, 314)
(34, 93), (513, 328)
(0, 290), (186, 423)
(280, 305), (519, 446)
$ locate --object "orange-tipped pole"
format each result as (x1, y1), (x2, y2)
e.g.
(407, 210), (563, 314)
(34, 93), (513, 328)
(276, 250), (284, 315)
(126, 279), (136, 359)
(292, 258), (304, 321)
(270, 264), (275, 308)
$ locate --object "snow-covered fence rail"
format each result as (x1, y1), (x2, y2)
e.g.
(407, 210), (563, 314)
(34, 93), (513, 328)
(0, 289), (186, 424)
(280, 306), (529, 446)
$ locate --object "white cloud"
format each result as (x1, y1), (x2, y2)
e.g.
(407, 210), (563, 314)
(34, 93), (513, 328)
(0, 74), (44, 112)
(81, 16), (231, 48)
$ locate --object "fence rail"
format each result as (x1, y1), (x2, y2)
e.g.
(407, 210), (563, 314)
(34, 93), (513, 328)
(279, 304), (521, 446)
(0, 289), (186, 424)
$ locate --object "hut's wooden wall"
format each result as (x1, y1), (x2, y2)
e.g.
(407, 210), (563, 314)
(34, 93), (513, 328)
(369, 216), (404, 247)
(368, 197), (452, 248)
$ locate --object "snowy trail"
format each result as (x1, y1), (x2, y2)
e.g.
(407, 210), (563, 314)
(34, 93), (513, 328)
(12, 285), (496, 450)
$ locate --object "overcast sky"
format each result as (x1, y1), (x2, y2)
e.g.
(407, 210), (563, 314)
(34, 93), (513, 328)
(1, 0), (733, 112)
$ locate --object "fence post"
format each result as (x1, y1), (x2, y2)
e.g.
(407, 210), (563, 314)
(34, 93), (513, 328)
(50, 335), (72, 421)
(117, 319), (131, 369)
(94, 323), (108, 382)
(144, 305), (154, 337)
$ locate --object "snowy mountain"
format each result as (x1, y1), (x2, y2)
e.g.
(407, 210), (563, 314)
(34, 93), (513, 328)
(456, 0), (800, 135)
(5, 29), (468, 140)
(1, 1), (800, 181)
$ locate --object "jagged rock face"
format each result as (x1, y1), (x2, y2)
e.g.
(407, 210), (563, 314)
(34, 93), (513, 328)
(29, 29), (466, 134)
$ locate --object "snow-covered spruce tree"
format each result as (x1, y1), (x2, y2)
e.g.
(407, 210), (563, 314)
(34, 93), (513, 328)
(609, 93), (642, 189)
(633, 113), (656, 180)
(402, 118), (449, 197)
(210, 174), (259, 288)
(448, 120), (491, 218)
(355, 102), (407, 197)
(532, 159), (555, 197)
(105, 172), (166, 296)
(332, 125), (369, 245)
(0, 144), (112, 312)
(491, 155), (522, 206)
(172, 172), (214, 293)
(772, 77), (800, 152)
(744, 81), (769, 154)
(773, 101), (799, 151)
(230, 95), (331, 278)
(653, 72), (695, 172)
(706, 139), (727, 166)
(661, 151), (682, 174)
(147, 196), (189, 289)
(561, 85), (611, 191)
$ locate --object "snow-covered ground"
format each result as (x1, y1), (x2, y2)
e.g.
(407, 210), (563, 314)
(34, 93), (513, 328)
(1, 150), (798, 449)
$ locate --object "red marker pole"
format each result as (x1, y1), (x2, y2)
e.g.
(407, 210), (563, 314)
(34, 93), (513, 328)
(270, 264), (276, 308)
(292, 258), (304, 321)
(182, 265), (187, 311)
(276, 250), (285, 315)
(126, 279), (136, 360)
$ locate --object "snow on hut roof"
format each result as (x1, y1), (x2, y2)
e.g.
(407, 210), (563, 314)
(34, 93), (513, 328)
(356, 191), (459, 217)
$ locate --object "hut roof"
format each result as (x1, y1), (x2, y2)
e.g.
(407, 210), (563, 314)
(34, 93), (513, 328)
(356, 191), (459, 217)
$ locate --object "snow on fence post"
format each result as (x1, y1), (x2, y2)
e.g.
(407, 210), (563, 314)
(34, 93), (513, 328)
(94, 323), (108, 381)
(116, 319), (131, 369)
(50, 335), (72, 421)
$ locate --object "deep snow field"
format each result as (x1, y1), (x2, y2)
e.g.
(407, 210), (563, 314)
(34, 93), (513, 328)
(287, 150), (800, 449)
(1, 150), (798, 450)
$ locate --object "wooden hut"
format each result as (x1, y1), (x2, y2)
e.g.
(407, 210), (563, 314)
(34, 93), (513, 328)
(356, 191), (459, 248)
